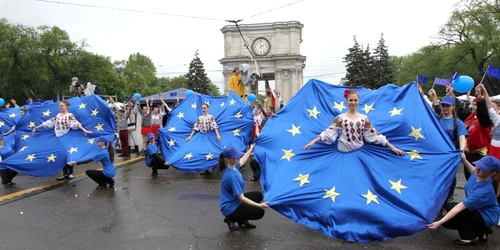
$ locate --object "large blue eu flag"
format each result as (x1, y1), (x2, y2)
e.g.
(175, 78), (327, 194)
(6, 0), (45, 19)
(159, 91), (253, 172)
(254, 79), (460, 242)
(0, 107), (21, 148)
(2, 95), (116, 176)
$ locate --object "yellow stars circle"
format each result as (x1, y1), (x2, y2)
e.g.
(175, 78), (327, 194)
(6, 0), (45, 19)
(362, 190), (380, 205)
(293, 173), (310, 187)
(233, 129), (241, 136)
(220, 102), (225, 108)
(191, 103), (198, 109)
(28, 121), (36, 128)
(204, 101), (210, 106)
(19, 146), (28, 152)
(9, 113), (16, 118)
(184, 152), (193, 160)
(21, 134), (30, 141)
(68, 147), (78, 154)
(47, 154), (57, 163)
(25, 154), (36, 162)
(91, 108), (99, 117)
(168, 127), (176, 132)
(333, 101), (346, 112)
(409, 126), (425, 140)
(168, 139), (175, 147)
(95, 124), (104, 131)
(79, 103), (87, 109)
(287, 124), (301, 136)
(281, 149), (296, 161)
(177, 112), (185, 119)
(362, 103), (375, 114)
(306, 106), (320, 119)
(407, 150), (423, 161)
(0, 121), (4, 128)
(229, 99), (236, 105)
(389, 179), (407, 195)
(389, 107), (403, 117)
(42, 110), (51, 117)
(205, 152), (214, 160)
(87, 138), (95, 144)
(323, 186), (340, 202)
(234, 111), (243, 119)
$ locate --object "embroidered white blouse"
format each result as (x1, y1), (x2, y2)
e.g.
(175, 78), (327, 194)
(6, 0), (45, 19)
(193, 115), (218, 134)
(319, 113), (388, 152)
(43, 113), (80, 137)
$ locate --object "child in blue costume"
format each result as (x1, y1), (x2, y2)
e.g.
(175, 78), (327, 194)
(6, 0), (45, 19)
(145, 132), (170, 178)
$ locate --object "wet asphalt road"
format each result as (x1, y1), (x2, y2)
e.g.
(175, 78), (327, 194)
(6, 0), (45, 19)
(0, 158), (498, 250)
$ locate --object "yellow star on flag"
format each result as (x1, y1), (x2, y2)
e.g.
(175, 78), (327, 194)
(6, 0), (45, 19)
(184, 152), (193, 160)
(168, 127), (176, 132)
(362, 190), (380, 205)
(21, 134), (30, 141)
(91, 108), (99, 117)
(362, 103), (375, 114)
(28, 121), (36, 128)
(306, 106), (320, 119)
(19, 146), (28, 152)
(323, 186), (340, 202)
(25, 154), (36, 162)
(204, 101), (210, 106)
(389, 179), (408, 194)
(333, 101), (346, 112)
(168, 139), (175, 147)
(68, 147), (78, 154)
(205, 153), (214, 160)
(293, 173), (310, 187)
(287, 124), (302, 136)
(79, 103), (87, 109)
(409, 126), (425, 140)
(235, 112), (242, 119)
(191, 103), (197, 109)
(177, 112), (185, 119)
(95, 124), (104, 131)
(233, 129), (241, 136)
(220, 102), (225, 108)
(229, 99), (236, 105)
(87, 139), (95, 144)
(42, 110), (51, 117)
(0, 121), (4, 128)
(9, 113), (16, 118)
(408, 150), (423, 161)
(389, 107), (403, 117)
(47, 154), (57, 163)
(281, 149), (296, 161)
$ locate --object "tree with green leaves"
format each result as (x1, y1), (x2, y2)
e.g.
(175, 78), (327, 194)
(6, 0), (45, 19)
(185, 50), (211, 95)
(372, 34), (393, 88)
(124, 53), (156, 92)
(343, 36), (367, 87)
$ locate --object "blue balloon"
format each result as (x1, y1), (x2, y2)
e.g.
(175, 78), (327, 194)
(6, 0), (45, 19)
(133, 93), (141, 100)
(453, 75), (474, 93)
(186, 90), (194, 97)
(247, 93), (257, 102)
(0, 98), (4, 106)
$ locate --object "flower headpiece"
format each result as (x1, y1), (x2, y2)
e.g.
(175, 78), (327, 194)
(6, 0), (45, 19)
(344, 89), (351, 98)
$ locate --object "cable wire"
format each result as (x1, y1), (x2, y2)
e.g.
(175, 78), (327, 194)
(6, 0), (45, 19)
(246, 0), (304, 19)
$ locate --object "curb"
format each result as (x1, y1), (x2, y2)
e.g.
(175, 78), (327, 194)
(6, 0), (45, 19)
(0, 156), (145, 206)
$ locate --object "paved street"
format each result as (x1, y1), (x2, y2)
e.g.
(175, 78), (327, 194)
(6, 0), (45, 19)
(0, 157), (498, 250)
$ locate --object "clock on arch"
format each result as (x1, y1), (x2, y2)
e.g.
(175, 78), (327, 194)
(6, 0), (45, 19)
(252, 37), (271, 56)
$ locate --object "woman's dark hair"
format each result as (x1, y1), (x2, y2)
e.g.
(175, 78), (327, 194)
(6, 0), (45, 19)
(218, 153), (226, 172)
(60, 100), (70, 107)
(107, 142), (115, 163)
(233, 67), (239, 73)
(20, 108), (28, 113)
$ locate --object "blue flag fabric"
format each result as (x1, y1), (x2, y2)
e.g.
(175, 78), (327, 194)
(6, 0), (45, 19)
(1, 95), (116, 176)
(451, 72), (460, 82)
(486, 65), (500, 80)
(434, 77), (452, 86)
(159, 91), (253, 172)
(416, 75), (428, 84)
(0, 107), (21, 148)
(253, 79), (460, 242)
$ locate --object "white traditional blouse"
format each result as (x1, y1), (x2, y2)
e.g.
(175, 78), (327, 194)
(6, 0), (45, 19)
(319, 113), (388, 152)
(43, 113), (80, 137)
(151, 110), (165, 126)
(193, 115), (218, 134)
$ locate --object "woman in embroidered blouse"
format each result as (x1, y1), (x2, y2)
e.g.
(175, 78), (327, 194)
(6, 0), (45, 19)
(303, 89), (405, 155)
(185, 104), (222, 142)
(31, 100), (93, 180)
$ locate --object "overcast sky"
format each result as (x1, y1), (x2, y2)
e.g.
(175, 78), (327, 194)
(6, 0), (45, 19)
(2, 0), (459, 93)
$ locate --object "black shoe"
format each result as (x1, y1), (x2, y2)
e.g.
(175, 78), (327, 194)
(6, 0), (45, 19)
(453, 238), (478, 246)
(238, 220), (256, 229)
(223, 218), (239, 231)
(118, 154), (127, 157)
(108, 181), (115, 188)
(479, 228), (493, 242)
(151, 172), (158, 178)
(96, 185), (106, 189)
